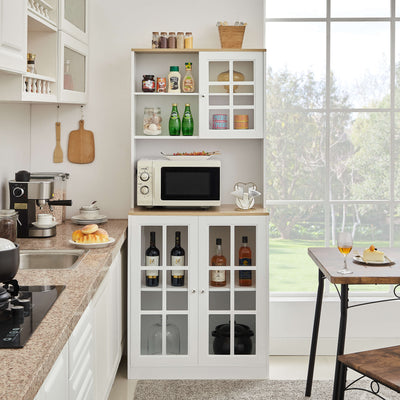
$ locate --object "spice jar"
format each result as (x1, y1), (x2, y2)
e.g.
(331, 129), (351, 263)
(142, 75), (155, 92)
(152, 32), (159, 48)
(177, 32), (184, 49)
(184, 32), (193, 49)
(159, 32), (168, 48)
(0, 210), (18, 242)
(168, 32), (176, 48)
(27, 53), (37, 74)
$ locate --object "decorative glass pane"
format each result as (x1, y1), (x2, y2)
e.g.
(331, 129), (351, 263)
(64, 0), (86, 32)
(64, 47), (85, 92)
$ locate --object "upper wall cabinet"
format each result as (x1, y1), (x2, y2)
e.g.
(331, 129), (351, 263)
(0, 0), (27, 74)
(59, 0), (87, 44)
(0, 0), (88, 103)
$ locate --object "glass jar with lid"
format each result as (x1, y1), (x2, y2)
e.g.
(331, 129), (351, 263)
(176, 32), (184, 49)
(184, 32), (193, 48)
(147, 321), (180, 355)
(143, 107), (162, 136)
(168, 32), (176, 48)
(0, 210), (18, 242)
(159, 32), (168, 48)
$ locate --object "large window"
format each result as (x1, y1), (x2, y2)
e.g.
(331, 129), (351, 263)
(265, 0), (400, 293)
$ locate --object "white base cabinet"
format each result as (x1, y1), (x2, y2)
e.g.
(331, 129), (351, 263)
(34, 249), (125, 400)
(128, 210), (269, 379)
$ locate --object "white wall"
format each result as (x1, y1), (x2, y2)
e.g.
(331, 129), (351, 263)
(0, 0), (264, 216)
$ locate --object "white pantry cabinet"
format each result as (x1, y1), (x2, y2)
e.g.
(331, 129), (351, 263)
(0, 0), (27, 74)
(58, 0), (87, 44)
(128, 209), (269, 379)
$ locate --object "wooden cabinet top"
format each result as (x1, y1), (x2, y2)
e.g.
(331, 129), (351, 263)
(129, 204), (269, 216)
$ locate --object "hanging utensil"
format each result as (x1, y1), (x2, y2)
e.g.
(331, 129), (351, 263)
(53, 106), (63, 163)
(67, 106), (95, 164)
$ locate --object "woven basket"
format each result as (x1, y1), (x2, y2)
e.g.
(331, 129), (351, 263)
(218, 26), (246, 49)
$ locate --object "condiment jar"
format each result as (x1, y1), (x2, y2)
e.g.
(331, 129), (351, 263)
(168, 32), (176, 48)
(184, 32), (193, 49)
(0, 210), (18, 242)
(27, 53), (37, 74)
(159, 32), (168, 48)
(177, 32), (184, 49)
(168, 66), (181, 93)
(152, 32), (159, 48)
(143, 107), (162, 136)
(142, 75), (155, 92)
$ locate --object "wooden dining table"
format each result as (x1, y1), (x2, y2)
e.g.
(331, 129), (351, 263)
(305, 247), (400, 400)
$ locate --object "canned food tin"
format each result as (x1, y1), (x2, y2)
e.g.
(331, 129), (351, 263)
(157, 77), (167, 93)
(212, 114), (228, 129)
(234, 114), (249, 129)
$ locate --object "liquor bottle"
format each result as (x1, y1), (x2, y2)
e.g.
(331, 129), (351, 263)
(169, 103), (181, 136)
(210, 238), (226, 287)
(238, 236), (252, 286)
(171, 231), (185, 286)
(182, 104), (194, 136)
(145, 231), (160, 287)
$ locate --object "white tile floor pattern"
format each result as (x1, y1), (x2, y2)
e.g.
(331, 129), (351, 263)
(107, 356), (339, 400)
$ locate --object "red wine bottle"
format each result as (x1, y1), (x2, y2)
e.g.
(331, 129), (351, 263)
(171, 231), (185, 286)
(145, 231), (160, 287)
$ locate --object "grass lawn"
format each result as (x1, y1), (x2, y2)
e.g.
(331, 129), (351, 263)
(269, 239), (389, 293)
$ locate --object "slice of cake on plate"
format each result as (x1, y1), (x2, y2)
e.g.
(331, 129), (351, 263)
(363, 245), (385, 262)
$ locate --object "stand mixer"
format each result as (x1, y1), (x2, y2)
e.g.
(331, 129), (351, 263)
(9, 170), (72, 238)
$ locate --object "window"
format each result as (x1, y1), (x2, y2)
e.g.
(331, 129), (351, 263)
(265, 0), (399, 293)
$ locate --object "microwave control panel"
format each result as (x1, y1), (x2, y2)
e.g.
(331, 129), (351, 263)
(137, 160), (153, 206)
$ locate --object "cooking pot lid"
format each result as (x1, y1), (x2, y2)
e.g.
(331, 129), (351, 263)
(212, 322), (254, 337)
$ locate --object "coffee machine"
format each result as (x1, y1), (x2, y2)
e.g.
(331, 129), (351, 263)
(9, 170), (72, 238)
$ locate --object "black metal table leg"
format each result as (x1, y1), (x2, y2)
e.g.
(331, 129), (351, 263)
(332, 284), (349, 400)
(305, 269), (325, 397)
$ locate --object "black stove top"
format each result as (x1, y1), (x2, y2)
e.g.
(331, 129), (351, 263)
(0, 284), (65, 348)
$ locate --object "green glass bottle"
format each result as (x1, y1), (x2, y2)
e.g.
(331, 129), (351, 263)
(169, 103), (181, 136)
(182, 103), (194, 136)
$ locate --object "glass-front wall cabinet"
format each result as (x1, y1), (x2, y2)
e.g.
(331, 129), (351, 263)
(60, 0), (87, 43)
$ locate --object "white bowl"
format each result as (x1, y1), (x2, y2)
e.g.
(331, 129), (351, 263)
(0, 238), (15, 251)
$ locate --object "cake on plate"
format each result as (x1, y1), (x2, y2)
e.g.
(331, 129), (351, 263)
(72, 224), (109, 244)
(363, 245), (385, 262)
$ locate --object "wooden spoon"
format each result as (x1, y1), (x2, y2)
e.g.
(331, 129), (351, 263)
(53, 122), (63, 163)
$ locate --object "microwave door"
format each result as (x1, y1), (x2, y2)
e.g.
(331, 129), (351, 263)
(160, 166), (220, 202)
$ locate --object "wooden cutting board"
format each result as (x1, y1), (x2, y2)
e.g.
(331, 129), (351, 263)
(67, 119), (95, 164)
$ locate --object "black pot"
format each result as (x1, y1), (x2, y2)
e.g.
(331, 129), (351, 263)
(212, 322), (254, 355)
(0, 243), (20, 282)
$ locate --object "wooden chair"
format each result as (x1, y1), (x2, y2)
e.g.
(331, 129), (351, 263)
(338, 345), (400, 398)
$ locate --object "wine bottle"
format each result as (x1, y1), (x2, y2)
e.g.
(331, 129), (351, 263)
(171, 231), (185, 286)
(145, 231), (160, 287)
(238, 236), (252, 286)
(210, 238), (226, 287)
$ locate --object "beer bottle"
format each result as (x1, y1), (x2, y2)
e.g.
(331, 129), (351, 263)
(169, 103), (181, 136)
(182, 103), (194, 136)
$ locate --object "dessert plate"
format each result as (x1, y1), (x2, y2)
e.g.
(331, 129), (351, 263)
(69, 237), (115, 249)
(353, 255), (395, 266)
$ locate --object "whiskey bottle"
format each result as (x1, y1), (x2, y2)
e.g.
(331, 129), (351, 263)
(238, 236), (252, 286)
(210, 238), (226, 287)
(145, 231), (160, 286)
(171, 231), (185, 286)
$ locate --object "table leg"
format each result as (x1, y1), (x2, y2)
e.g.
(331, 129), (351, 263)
(332, 284), (349, 400)
(305, 269), (325, 397)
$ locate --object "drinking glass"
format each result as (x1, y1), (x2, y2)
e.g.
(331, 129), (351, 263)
(337, 232), (353, 275)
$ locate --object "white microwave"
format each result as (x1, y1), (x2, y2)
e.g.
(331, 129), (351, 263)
(136, 159), (221, 208)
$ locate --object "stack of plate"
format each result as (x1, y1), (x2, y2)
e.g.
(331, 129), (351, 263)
(71, 213), (108, 225)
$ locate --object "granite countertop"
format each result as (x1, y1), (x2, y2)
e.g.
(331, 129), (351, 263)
(0, 219), (128, 400)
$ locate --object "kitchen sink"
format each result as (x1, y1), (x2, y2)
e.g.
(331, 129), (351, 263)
(19, 249), (86, 270)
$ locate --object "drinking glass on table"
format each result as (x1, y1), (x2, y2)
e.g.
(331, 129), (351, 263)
(337, 232), (353, 275)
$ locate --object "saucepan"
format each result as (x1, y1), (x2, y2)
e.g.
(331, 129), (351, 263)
(0, 238), (20, 282)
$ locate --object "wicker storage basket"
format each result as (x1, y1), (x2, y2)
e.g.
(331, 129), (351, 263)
(218, 25), (246, 49)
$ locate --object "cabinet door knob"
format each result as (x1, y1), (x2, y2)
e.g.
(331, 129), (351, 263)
(192, 289), (196, 293)
(201, 289), (205, 294)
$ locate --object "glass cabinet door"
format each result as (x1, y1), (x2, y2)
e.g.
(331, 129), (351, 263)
(131, 216), (198, 367)
(199, 52), (264, 139)
(58, 31), (88, 103)
(59, 0), (88, 43)
(198, 216), (268, 365)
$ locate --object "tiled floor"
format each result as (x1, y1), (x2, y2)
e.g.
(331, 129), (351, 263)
(107, 355), (338, 400)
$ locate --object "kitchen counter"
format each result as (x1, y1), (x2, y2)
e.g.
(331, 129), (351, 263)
(0, 219), (128, 400)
